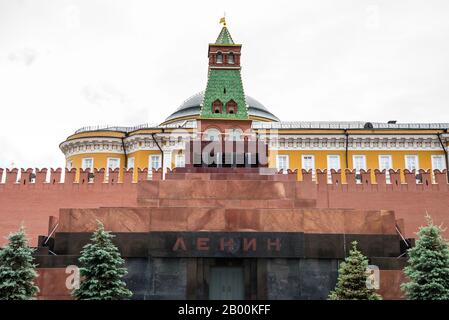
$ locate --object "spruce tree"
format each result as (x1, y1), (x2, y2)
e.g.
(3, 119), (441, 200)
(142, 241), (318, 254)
(0, 227), (39, 300)
(328, 241), (382, 300)
(73, 221), (132, 300)
(401, 215), (449, 300)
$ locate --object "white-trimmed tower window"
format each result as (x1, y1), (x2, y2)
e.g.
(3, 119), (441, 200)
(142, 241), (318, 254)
(379, 155), (393, 183)
(66, 160), (73, 171)
(175, 153), (185, 168)
(302, 155), (315, 180)
(276, 155), (289, 172)
(228, 52), (234, 64)
(431, 155), (446, 182)
(353, 155), (367, 183)
(81, 158), (93, 171)
(327, 155), (341, 183)
(127, 157), (135, 170)
(149, 154), (161, 179)
(216, 52), (223, 64)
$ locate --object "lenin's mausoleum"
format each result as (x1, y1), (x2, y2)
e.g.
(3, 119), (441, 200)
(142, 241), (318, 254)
(1, 22), (449, 300)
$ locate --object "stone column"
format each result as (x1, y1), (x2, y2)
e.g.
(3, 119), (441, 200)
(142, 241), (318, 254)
(162, 150), (172, 180)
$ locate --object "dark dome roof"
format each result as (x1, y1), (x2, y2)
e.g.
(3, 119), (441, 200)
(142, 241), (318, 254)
(164, 92), (280, 123)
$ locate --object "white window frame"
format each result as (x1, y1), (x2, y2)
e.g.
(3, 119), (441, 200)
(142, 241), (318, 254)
(175, 153), (185, 168)
(327, 155), (340, 182)
(353, 155), (367, 172)
(149, 154), (162, 179)
(405, 155), (419, 172)
(301, 155), (315, 180)
(149, 155), (162, 170)
(81, 158), (94, 171)
(405, 155), (421, 183)
(431, 155), (446, 182)
(378, 155), (393, 183)
(106, 157), (120, 177)
(127, 157), (135, 170)
(353, 155), (367, 183)
(276, 155), (289, 173)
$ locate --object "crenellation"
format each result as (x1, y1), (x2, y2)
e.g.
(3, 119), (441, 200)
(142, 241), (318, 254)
(5, 168), (19, 185)
(434, 169), (448, 190)
(137, 168), (149, 182)
(108, 168), (120, 184)
(94, 168), (106, 185)
(389, 169), (401, 189)
(418, 169), (432, 189)
(403, 169), (417, 190)
(64, 168), (76, 185)
(123, 168), (134, 184)
(35, 168), (48, 184)
(1, 167), (449, 191)
(78, 168), (91, 184)
(20, 168), (34, 185)
(360, 169), (372, 188)
(330, 169), (341, 186)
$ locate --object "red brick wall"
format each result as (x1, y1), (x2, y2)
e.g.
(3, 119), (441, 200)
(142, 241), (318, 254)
(1, 168), (449, 246)
(0, 168), (138, 246)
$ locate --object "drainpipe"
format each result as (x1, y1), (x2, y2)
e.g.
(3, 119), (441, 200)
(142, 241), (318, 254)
(344, 129), (349, 169)
(437, 131), (449, 183)
(151, 131), (164, 179)
(120, 133), (128, 169)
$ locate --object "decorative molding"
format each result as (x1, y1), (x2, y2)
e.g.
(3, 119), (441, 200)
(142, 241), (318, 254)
(263, 135), (444, 151)
(60, 137), (124, 157)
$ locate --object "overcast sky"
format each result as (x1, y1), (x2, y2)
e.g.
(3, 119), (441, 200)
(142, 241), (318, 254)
(1, 0), (449, 168)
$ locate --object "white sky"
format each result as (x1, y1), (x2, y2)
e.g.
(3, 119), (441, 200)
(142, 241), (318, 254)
(1, 0), (449, 168)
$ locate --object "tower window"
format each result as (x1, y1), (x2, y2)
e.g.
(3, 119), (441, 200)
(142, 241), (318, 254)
(226, 99), (237, 114)
(212, 99), (223, 114)
(216, 52), (223, 64)
(228, 52), (234, 64)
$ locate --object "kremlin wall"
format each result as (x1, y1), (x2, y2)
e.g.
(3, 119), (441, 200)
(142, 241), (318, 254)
(1, 167), (449, 249)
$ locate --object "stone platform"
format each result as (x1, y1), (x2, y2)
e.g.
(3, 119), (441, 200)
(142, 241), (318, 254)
(33, 169), (408, 300)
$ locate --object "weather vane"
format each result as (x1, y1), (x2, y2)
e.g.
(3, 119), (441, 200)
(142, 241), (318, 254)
(219, 12), (226, 27)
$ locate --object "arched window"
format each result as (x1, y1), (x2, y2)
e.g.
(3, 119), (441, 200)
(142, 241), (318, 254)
(204, 128), (220, 141)
(212, 99), (223, 114)
(216, 52), (223, 64)
(227, 128), (243, 141)
(226, 99), (237, 114)
(228, 52), (234, 64)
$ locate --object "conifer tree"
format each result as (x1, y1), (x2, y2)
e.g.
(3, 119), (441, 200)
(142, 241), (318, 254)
(0, 227), (39, 300)
(328, 241), (382, 300)
(73, 221), (132, 300)
(401, 215), (449, 300)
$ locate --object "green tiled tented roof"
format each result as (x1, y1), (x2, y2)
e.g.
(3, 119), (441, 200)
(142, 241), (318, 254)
(200, 69), (248, 119)
(215, 27), (234, 45)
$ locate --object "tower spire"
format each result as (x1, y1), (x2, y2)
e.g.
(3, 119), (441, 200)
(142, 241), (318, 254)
(200, 21), (247, 120)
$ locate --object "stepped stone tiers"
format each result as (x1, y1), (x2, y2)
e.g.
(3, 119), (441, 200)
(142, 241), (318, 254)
(33, 168), (407, 300)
